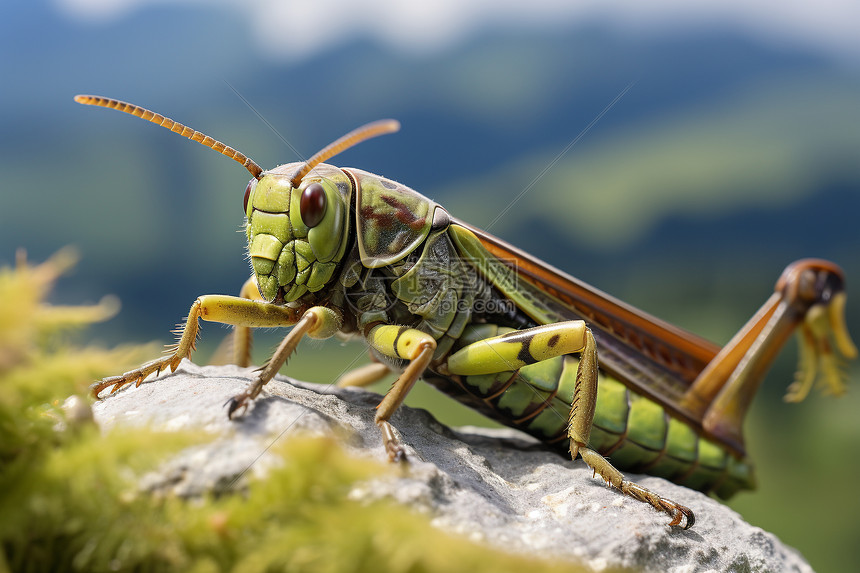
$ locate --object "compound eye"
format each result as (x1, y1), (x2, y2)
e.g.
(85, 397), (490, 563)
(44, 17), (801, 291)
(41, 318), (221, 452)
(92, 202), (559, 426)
(797, 269), (820, 303)
(243, 179), (257, 214)
(300, 182), (327, 228)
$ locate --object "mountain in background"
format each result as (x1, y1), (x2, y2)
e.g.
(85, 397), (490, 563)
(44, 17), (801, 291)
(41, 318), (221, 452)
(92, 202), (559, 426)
(2, 4), (860, 571)
(2, 7), (857, 339)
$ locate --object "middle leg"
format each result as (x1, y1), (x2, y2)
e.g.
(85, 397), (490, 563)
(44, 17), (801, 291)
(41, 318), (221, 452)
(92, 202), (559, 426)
(364, 324), (437, 461)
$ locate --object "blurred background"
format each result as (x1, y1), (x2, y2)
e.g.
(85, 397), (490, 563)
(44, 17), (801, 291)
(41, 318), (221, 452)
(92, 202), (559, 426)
(1, 1), (858, 570)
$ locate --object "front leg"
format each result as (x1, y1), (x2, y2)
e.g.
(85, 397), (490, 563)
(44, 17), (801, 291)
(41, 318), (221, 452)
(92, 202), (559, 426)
(231, 276), (266, 367)
(91, 295), (306, 398)
(226, 306), (343, 418)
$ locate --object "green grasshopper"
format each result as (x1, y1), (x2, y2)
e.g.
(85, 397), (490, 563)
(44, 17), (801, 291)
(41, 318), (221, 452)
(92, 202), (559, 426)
(77, 95), (857, 529)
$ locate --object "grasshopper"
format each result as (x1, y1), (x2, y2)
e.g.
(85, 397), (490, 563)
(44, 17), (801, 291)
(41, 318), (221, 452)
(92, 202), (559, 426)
(77, 95), (857, 529)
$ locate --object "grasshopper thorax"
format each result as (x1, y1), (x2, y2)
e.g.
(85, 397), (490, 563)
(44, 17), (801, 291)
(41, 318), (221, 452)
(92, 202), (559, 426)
(244, 163), (353, 302)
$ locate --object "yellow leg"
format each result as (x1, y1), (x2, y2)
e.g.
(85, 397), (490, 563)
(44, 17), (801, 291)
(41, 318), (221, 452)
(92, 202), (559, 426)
(91, 294), (307, 398)
(226, 305), (342, 418)
(446, 321), (590, 375)
(233, 276), (264, 367)
(337, 356), (392, 388)
(365, 325), (437, 461)
(207, 276), (263, 367)
(577, 449), (694, 528)
(567, 329), (694, 528)
(447, 321), (694, 528)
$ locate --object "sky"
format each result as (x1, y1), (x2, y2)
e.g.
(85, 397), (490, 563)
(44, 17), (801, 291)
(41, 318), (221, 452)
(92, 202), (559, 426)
(54, 0), (860, 64)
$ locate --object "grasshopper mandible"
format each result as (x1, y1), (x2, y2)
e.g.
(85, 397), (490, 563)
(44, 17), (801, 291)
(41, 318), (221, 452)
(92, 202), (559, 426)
(76, 95), (857, 529)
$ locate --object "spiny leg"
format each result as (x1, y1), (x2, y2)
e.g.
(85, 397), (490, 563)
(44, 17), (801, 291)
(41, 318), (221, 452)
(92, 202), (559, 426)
(91, 294), (306, 398)
(365, 325), (437, 461)
(568, 329), (694, 528)
(226, 306), (342, 418)
(577, 449), (694, 528)
(92, 299), (204, 397)
(445, 320), (694, 528)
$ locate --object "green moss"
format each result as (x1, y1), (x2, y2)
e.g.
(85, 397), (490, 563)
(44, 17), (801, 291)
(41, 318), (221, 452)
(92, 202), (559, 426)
(0, 251), (602, 573)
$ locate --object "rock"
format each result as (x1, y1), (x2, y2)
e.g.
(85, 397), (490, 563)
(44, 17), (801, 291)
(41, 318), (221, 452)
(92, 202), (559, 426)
(92, 361), (812, 573)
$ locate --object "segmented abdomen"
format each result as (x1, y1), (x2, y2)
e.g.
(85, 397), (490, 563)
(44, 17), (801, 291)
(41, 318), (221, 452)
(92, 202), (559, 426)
(442, 351), (754, 499)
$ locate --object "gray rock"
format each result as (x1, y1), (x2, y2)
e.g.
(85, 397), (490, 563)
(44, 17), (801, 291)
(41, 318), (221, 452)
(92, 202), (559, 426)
(92, 361), (812, 573)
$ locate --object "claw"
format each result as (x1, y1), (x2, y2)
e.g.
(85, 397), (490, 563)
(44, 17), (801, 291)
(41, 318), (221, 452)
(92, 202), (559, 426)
(377, 420), (408, 462)
(90, 376), (125, 399)
(388, 445), (407, 463)
(665, 502), (695, 529)
(224, 394), (249, 419)
(656, 496), (694, 529)
(679, 505), (695, 529)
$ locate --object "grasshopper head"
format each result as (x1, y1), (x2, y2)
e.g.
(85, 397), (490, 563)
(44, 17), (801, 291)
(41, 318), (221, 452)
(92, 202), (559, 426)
(73, 95), (398, 303)
(243, 118), (399, 302)
(244, 164), (352, 302)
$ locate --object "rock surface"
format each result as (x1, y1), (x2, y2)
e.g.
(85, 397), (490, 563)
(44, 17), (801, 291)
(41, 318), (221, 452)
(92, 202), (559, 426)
(92, 361), (812, 573)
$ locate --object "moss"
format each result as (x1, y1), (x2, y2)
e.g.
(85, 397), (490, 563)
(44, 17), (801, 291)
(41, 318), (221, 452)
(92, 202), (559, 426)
(0, 250), (604, 573)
